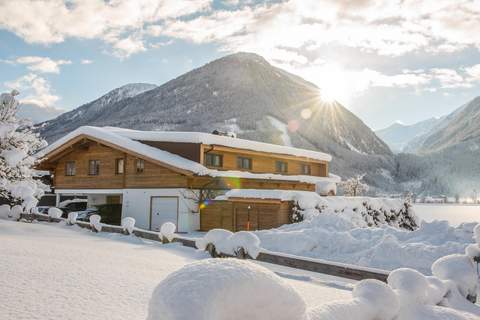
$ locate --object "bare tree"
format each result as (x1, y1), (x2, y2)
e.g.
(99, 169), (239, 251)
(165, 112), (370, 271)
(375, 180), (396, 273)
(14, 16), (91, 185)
(339, 174), (369, 197)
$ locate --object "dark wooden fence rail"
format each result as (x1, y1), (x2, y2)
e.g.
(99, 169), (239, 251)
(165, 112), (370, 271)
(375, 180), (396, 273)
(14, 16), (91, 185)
(19, 213), (388, 282)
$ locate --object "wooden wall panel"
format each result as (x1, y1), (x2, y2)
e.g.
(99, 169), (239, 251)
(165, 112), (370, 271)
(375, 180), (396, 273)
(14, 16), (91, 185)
(203, 148), (328, 177)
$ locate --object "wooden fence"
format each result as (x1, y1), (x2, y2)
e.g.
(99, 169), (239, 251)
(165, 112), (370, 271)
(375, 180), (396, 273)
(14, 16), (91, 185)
(19, 213), (388, 282)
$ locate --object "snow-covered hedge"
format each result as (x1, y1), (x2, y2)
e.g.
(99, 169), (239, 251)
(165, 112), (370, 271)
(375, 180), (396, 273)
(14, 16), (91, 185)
(121, 217), (135, 234)
(89, 214), (102, 232)
(159, 222), (176, 242)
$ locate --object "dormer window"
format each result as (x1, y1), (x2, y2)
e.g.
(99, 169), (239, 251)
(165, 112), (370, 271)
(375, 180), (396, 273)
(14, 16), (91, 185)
(205, 153), (223, 167)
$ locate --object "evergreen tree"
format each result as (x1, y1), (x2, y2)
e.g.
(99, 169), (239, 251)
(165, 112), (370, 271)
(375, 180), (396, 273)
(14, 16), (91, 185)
(0, 90), (48, 211)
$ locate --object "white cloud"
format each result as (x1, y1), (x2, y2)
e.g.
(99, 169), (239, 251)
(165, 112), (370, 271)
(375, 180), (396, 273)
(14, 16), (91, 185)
(81, 59), (93, 64)
(465, 64), (480, 81)
(4, 73), (60, 108)
(12, 56), (71, 73)
(0, 0), (212, 57)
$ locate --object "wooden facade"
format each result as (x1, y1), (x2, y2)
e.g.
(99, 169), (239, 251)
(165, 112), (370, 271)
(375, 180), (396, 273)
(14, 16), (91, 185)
(200, 198), (292, 231)
(38, 137), (323, 192)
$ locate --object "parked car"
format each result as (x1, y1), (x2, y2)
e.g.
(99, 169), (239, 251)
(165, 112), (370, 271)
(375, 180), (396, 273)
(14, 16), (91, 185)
(34, 206), (51, 215)
(59, 199), (88, 217)
(74, 208), (99, 222)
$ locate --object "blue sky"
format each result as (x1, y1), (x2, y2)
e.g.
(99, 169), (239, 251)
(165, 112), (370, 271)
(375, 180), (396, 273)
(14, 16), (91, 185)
(1, 0), (480, 130)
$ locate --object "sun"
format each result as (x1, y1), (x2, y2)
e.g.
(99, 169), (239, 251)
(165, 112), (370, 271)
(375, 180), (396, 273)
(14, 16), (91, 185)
(305, 62), (351, 105)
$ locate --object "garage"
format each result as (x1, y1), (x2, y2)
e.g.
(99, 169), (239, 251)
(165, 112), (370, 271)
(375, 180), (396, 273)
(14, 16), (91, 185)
(200, 198), (292, 231)
(150, 196), (179, 232)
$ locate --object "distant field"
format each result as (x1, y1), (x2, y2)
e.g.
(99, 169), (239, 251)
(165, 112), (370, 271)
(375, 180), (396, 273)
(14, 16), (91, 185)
(414, 204), (480, 226)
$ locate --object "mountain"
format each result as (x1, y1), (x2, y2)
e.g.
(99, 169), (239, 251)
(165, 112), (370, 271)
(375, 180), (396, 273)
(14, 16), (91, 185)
(38, 52), (395, 191)
(17, 103), (64, 124)
(393, 96), (480, 196)
(38, 83), (157, 138)
(376, 118), (441, 153)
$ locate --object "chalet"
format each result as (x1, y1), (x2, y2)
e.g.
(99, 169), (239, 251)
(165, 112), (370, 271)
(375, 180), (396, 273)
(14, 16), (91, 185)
(36, 126), (339, 232)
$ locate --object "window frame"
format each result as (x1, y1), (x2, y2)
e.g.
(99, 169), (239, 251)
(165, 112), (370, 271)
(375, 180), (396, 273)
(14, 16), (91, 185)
(275, 160), (288, 173)
(237, 156), (252, 170)
(301, 163), (311, 175)
(65, 161), (76, 176)
(205, 153), (223, 168)
(115, 158), (125, 175)
(88, 160), (100, 176)
(135, 159), (145, 174)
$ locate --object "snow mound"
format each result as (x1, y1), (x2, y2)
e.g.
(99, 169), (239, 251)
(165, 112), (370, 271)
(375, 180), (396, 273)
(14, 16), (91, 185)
(256, 217), (476, 274)
(10, 205), (22, 219)
(147, 259), (307, 320)
(195, 229), (233, 251)
(0, 204), (10, 219)
(89, 214), (102, 232)
(121, 217), (135, 234)
(48, 207), (62, 219)
(159, 222), (176, 242)
(67, 211), (78, 225)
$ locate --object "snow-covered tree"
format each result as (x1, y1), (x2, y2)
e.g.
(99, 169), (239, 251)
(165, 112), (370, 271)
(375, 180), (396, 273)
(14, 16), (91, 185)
(339, 174), (369, 197)
(0, 90), (48, 212)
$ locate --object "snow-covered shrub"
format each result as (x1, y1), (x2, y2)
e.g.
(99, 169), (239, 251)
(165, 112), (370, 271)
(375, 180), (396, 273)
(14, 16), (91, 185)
(0, 204), (10, 219)
(339, 174), (369, 196)
(196, 229), (261, 258)
(0, 90), (49, 209)
(216, 231), (261, 259)
(147, 259), (306, 320)
(159, 222), (176, 242)
(89, 214), (102, 232)
(47, 207), (62, 219)
(9, 204), (22, 219)
(67, 211), (78, 225)
(431, 254), (478, 299)
(308, 279), (399, 320)
(121, 217), (135, 235)
(195, 229), (233, 251)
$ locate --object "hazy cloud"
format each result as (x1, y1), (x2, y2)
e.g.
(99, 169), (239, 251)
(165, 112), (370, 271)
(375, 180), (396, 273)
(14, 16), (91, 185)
(4, 73), (60, 107)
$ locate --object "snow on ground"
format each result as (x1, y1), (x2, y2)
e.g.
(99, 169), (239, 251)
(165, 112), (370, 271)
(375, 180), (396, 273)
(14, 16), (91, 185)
(255, 212), (477, 275)
(0, 219), (352, 320)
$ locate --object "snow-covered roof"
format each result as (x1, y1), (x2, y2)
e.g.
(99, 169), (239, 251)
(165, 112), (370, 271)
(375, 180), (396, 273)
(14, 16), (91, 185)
(104, 127), (332, 162)
(36, 126), (338, 184)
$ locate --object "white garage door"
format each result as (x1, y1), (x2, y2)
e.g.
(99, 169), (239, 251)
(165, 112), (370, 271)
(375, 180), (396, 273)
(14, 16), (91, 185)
(150, 197), (178, 232)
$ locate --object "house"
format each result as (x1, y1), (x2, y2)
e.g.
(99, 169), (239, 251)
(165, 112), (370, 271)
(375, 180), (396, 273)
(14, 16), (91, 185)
(35, 126), (339, 232)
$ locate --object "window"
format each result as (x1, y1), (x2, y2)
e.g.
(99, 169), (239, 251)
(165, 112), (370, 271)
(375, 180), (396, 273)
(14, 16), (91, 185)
(115, 158), (124, 174)
(301, 164), (311, 175)
(65, 161), (76, 176)
(276, 161), (288, 173)
(237, 156), (252, 170)
(205, 153), (223, 167)
(88, 160), (100, 176)
(136, 159), (145, 173)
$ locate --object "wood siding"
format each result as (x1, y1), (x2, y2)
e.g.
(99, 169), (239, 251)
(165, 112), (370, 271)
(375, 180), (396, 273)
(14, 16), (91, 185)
(140, 141), (201, 162)
(200, 199), (292, 231)
(52, 141), (188, 189)
(201, 145), (328, 177)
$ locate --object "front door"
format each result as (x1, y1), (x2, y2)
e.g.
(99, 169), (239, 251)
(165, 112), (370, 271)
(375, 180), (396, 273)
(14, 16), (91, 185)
(150, 197), (178, 232)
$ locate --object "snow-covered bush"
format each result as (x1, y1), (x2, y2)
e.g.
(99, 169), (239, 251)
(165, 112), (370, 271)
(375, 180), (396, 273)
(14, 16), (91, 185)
(67, 211), (78, 225)
(196, 229), (261, 258)
(121, 217), (135, 235)
(47, 207), (63, 219)
(308, 279), (399, 320)
(0, 90), (48, 210)
(9, 204), (22, 220)
(159, 222), (176, 242)
(0, 204), (10, 219)
(147, 259), (306, 320)
(89, 214), (102, 232)
(195, 229), (233, 251)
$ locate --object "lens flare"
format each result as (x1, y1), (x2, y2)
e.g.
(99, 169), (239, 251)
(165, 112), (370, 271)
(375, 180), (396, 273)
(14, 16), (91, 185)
(301, 108), (312, 119)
